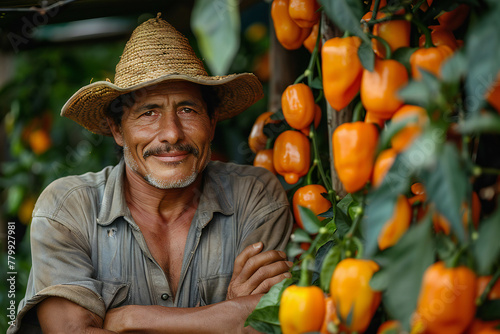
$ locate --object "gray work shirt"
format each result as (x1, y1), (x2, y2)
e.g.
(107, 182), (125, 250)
(8, 159), (293, 333)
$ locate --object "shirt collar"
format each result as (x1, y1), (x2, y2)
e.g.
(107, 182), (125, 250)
(96, 160), (234, 228)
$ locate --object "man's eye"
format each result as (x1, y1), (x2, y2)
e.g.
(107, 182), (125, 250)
(142, 110), (156, 117)
(181, 107), (194, 114)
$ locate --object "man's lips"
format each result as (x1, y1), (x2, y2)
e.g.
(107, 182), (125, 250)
(151, 151), (189, 162)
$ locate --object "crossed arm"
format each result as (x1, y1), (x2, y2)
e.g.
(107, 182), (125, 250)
(37, 242), (293, 333)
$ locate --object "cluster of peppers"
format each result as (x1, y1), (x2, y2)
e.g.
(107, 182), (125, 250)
(248, 0), (500, 333)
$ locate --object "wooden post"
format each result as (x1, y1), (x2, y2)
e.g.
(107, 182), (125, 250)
(321, 13), (351, 198)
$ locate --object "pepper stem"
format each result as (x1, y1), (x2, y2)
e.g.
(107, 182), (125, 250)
(298, 256), (313, 287)
(352, 101), (365, 122)
(412, 16), (434, 48)
(478, 268), (500, 305)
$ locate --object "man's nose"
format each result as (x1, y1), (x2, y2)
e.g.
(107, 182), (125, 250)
(157, 111), (184, 144)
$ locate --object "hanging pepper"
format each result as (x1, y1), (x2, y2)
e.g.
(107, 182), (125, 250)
(436, 4), (470, 31)
(274, 130), (310, 184)
(282, 83), (316, 130)
(410, 45), (454, 80)
(418, 26), (459, 51)
(390, 105), (429, 153)
(300, 103), (321, 136)
(303, 22), (320, 53)
(330, 258), (382, 333)
(271, 0), (311, 50)
(333, 122), (379, 193)
(486, 73), (500, 114)
(293, 184), (332, 229)
(322, 36), (363, 111)
(378, 195), (412, 250)
(362, 11), (411, 59)
(433, 191), (481, 234)
(288, 0), (320, 28)
(372, 148), (397, 188)
(412, 261), (477, 334)
(248, 111), (277, 153)
(365, 111), (386, 129)
(361, 58), (409, 119)
(377, 320), (403, 334)
(253, 149), (276, 175)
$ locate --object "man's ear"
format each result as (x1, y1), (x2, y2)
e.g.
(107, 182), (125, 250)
(107, 118), (124, 147)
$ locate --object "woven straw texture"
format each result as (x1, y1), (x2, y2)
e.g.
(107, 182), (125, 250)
(61, 15), (264, 136)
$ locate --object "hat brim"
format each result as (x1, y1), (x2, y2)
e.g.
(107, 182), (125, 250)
(61, 73), (264, 136)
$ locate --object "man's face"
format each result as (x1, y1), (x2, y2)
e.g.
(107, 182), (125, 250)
(109, 81), (217, 189)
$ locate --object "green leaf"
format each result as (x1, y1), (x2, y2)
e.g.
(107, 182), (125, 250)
(371, 214), (435, 331)
(420, 143), (467, 242)
(245, 278), (293, 333)
(398, 70), (441, 109)
(319, 0), (370, 44)
(320, 245), (341, 292)
(477, 300), (500, 321)
(473, 201), (500, 275)
(191, 0), (240, 75)
(358, 40), (375, 72)
(309, 77), (323, 90)
(376, 114), (419, 154)
(318, 207), (334, 218)
(441, 49), (467, 84)
(7, 185), (25, 215)
(335, 208), (352, 239)
(337, 193), (355, 216)
(298, 206), (321, 234)
(392, 47), (417, 74)
(286, 241), (305, 259)
(464, 3), (500, 115)
(291, 228), (313, 243)
(457, 113), (500, 134)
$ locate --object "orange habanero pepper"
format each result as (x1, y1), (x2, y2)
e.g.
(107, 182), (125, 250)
(437, 4), (470, 31)
(303, 22), (320, 53)
(372, 148), (398, 188)
(272, 0), (311, 50)
(300, 103), (321, 136)
(486, 73), (500, 114)
(390, 105), (429, 153)
(410, 44), (454, 80)
(362, 11), (411, 59)
(279, 284), (326, 334)
(378, 195), (412, 250)
(288, 0), (320, 28)
(361, 58), (409, 119)
(322, 36), (363, 111)
(292, 184), (332, 229)
(274, 130), (310, 184)
(330, 258), (382, 333)
(377, 320), (403, 334)
(419, 26), (459, 51)
(333, 122), (379, 193)
(412, 261), (477, 334)
(253, 149), (276, 175)
(282, 83), (316, 130)
(248, 111), (276, 153)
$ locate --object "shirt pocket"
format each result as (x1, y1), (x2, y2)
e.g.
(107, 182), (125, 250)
(197, 274), (232, 306)
(101, 281), (130, 310)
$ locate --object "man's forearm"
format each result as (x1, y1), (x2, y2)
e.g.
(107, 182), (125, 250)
(104, 295), (262, 334)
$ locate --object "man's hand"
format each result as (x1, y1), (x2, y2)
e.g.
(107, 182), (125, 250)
(226, 242), (293, 300)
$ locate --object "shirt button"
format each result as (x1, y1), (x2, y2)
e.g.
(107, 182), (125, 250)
(161, 293), (169, 301)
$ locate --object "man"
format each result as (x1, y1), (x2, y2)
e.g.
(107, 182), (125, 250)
(9, 14), (293, 333)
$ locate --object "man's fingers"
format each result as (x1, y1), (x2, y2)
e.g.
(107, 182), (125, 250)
(237, 250), (288, 283)
(251, 272), (293, 295)
(232, 242), (264, 279)
(243, 259), (293, 290)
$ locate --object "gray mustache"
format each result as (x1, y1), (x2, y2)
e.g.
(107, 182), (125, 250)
(143, 144), (199, 159)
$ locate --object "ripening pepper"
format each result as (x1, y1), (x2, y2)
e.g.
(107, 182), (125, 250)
(272, 0), (311, 50)
(433, 191), (481, 234)
(486, 73), (500, 113)
(333, 122), (379, 193)
(320, 296), (351, 334)
(370, 0), (387, 10)
(362, 11), (411, 59)
(292, 184), (332, 229)
(377, 320), (403, 334)
(436, 3), (470, 31)
(282, 83), (316, 130)
(361, 58), (409, 119)
(303, 22), (320, 53)
(410, 45), (454, 80)
(390, 105), (429, 153)
(419, 26), (459, 51)
(248, 111), (276, 153)
(372, 148), (397, 188)
(322, 36), (363, 111)
(412, 261), (477, 334)
(279, 284), (326, 334)
(365, 111), (386, 128)
(378, 195), (412, 250)
(330, 258), (382, 333)
(300, 103), (321, 136)
(477, 328), (500, 334)
(253, 149), (276, 175)
(274, 130), (310, 184)
(477, 275), (500, 300)
(288, 0), (320, 28)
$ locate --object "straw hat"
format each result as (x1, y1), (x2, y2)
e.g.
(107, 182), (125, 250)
(61, 14), (264, 136)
